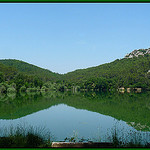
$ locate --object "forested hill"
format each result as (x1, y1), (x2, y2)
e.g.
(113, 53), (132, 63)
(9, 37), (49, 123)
(0, 48), (150, 92)
(0, 62), (18, 82)
(0, 59), (62, 82)
(63, 48), (150, 90)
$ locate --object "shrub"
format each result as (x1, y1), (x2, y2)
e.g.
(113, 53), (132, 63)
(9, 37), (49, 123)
(25, 133), (43, 147)
(11, 83), (16, 89)
(0, 85), (6, 94)
(7, 87), (16, 94)
(41, 86), (48, 92)
(20, 86), (26, 93)
(0, 125), (52, 148)
(26, 87), (37, 93)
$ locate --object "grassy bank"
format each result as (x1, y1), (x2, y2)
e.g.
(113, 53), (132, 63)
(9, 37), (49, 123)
(110, 128), (150, 147)
(0, 125), (52, 147)
(1, 124), (149, 148)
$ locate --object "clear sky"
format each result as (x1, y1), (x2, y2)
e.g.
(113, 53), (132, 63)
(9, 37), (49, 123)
(0, 3), (150, 74)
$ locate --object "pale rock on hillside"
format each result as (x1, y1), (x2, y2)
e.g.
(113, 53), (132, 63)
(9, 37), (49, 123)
(125, 48), (150, 58)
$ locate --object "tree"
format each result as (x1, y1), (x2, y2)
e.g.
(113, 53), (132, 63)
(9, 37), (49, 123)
(0, 72), (4, 83)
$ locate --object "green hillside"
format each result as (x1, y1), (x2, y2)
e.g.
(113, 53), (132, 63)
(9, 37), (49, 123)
(0, 59), (63, 92)
(64, 49), (150, 91)
(0, 48), (150, 92)
(0, 59), (62, 82)
(0, 62), (17, 82)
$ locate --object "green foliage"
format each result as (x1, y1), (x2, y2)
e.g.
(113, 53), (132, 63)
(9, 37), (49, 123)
(12, 73), (43, 91)
(0, 59), (62, 82)
(56, 83), (67, 92)
(25, 133), (43, 147)
(7, 87), (16, 94)
(0, 125), (51, 148)
(20, 86), (26, 93)
(41, 86), (48, 92)
(42, 82), (68, 92)
(0, 51), (150, 92)
(0, 82), (9, 88)
(26, 87), (38, 93)
(64, 55), (150, 91)
(7, 92), (16, 100)
(0, 85), (6, 94)
(43, 82), (57, 91)
(10, 83), (16, 89)
(0, 62), (17, 81)
(0, 72), (4, 83)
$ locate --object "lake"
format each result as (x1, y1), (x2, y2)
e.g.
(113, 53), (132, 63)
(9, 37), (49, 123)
(0, 91), (150, 144)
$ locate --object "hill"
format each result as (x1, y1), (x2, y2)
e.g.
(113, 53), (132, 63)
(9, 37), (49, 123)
(0, 59), (62, 82)
(63, 48), (150, 91)
(0, 62), (17, 82)
(0, 48), (150, 92)
(0, 59), (63, 92)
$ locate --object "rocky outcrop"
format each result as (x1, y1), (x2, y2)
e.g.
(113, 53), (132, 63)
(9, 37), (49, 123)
(125, 48), (150, 58)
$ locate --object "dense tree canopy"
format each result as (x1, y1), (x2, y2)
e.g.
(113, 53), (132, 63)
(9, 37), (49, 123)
(0, 59), (62, 82)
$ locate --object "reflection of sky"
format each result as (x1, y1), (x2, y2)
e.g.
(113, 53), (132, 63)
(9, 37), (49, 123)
(0, 104), (149, 142)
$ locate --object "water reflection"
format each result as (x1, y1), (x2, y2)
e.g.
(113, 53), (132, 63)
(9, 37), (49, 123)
(0, 91), (150, 143)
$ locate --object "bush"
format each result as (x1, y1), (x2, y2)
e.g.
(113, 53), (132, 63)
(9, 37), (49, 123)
(0, 137), (14, 147)
(7, 87), (16, 94)
(41, 86), (48, 92)
(0, 125), (52, 148)
(11, 83), (16, 89)
(0, 85), (6, 94)
(20, 86), (26, 93)
(26, 87), (37, 93)
(25, 133), (43, 147)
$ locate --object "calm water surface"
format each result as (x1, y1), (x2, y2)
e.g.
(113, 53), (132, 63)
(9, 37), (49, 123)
(0, 91), (150, 143)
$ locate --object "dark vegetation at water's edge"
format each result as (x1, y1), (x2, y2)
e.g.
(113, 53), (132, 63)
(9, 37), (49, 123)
(0, 125), (52, 147)
(0, 123), (150, 148)
(0, 48), (150, 93)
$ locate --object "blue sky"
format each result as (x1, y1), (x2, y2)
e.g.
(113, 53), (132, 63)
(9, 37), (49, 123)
(0, 3), (150, 74)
